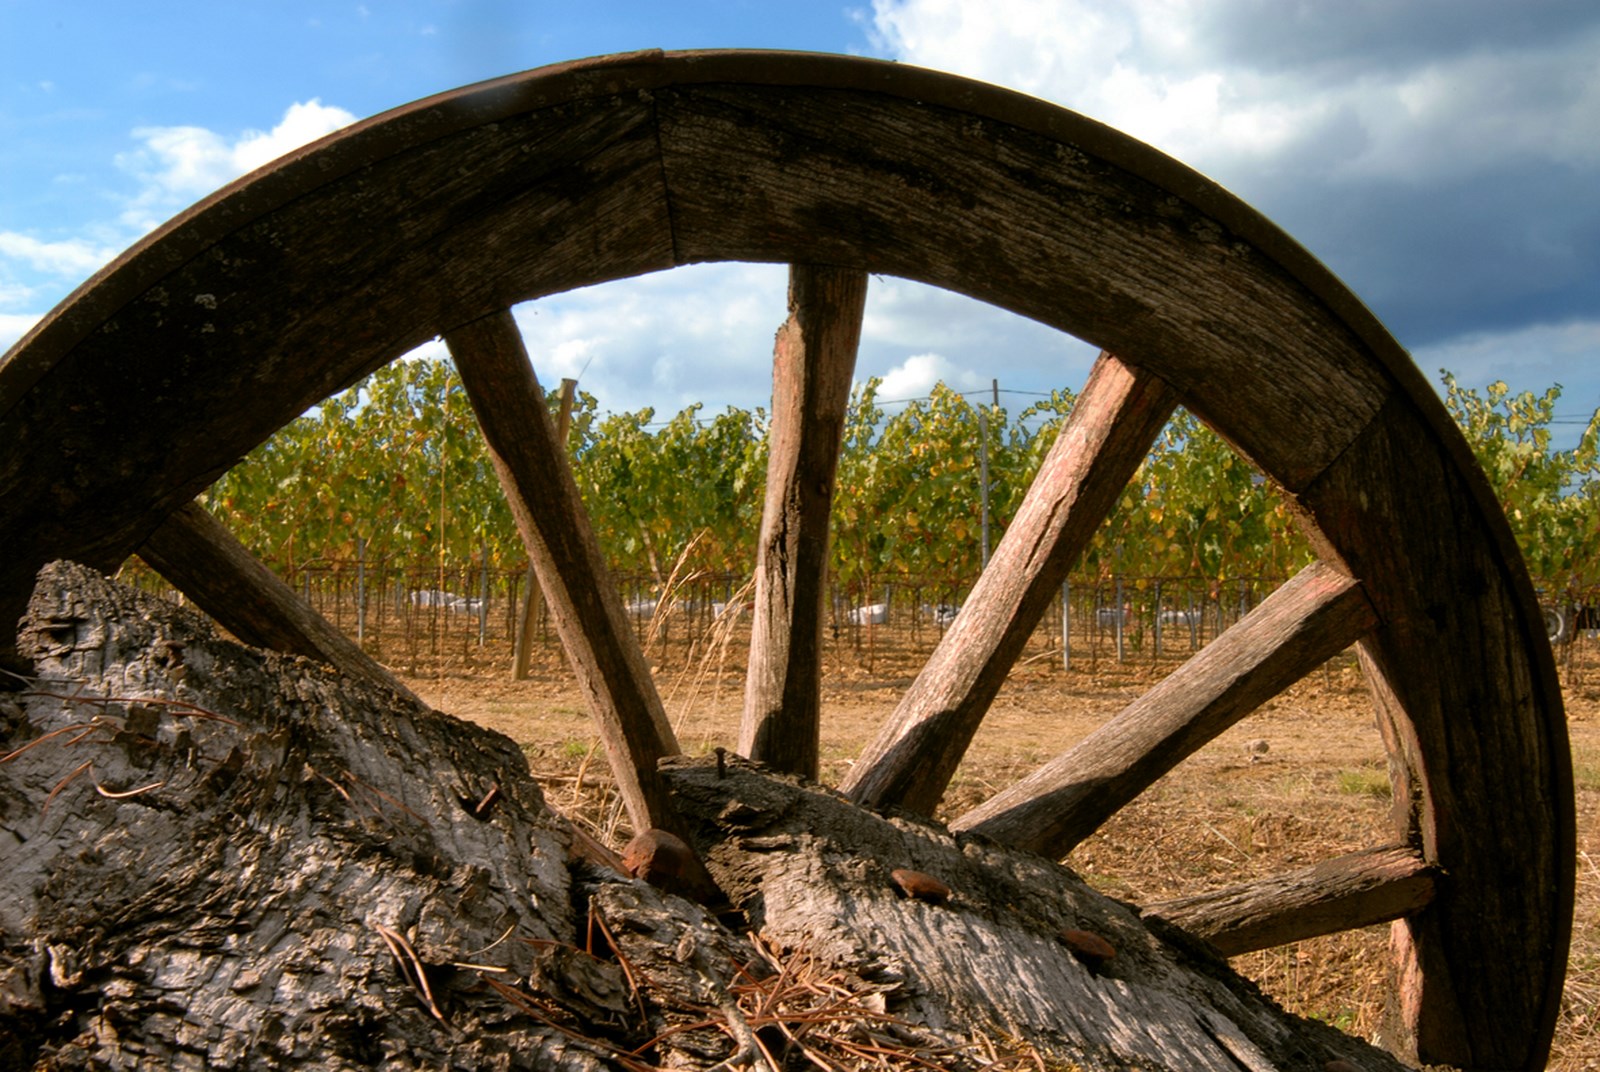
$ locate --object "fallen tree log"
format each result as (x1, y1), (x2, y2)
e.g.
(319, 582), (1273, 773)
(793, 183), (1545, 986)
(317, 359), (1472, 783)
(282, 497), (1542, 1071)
(0, 562), (1409, 1071)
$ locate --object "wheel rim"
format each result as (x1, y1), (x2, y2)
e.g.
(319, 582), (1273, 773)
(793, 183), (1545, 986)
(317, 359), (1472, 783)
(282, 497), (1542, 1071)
(0, 49), (1571, 1070)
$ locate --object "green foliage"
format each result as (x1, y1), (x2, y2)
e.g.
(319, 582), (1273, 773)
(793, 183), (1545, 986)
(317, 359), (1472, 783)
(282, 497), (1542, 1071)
(201, 357), (1598, 605)
(207, 358), (519, 574)
(831, 382), (995, 589)
(1443, 372), (1600, 595)
(572, 401), (768, 581)
(1090, 410), (1312, 585)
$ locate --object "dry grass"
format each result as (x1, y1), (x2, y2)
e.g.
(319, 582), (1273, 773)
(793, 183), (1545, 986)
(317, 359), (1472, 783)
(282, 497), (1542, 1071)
(402, 621), (1600, 1069)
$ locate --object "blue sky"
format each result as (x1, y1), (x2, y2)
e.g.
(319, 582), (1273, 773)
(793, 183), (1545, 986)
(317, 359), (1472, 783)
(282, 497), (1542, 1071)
(4, 1), (1598, 444)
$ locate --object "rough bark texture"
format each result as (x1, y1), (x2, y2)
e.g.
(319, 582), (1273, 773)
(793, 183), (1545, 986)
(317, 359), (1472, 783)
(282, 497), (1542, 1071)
(0, 52), (1569, 1067)
(136, 500), (421, 706)
(0, 563), (1410, 1071)
(665, 758), (1409, 1072)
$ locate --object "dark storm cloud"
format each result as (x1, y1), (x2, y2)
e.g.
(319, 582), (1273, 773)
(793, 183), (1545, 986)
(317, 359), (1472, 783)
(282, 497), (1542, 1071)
(1247, 155), (1600, 348)
(1150, 2), (1600, 350)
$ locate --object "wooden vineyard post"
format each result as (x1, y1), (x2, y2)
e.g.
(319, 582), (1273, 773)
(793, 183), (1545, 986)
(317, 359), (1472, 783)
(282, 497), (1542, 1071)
(512, 377), (577, 680)
(739, 264), (867, 778)
(445, 311), (708, 891)
(1062, 581), (1070, 671)
(136, 500), (421, 705)
(842, 355), (1178, 814)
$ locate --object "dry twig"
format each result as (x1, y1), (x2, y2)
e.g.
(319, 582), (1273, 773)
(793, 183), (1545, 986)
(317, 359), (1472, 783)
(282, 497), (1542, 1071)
(373, 922), (449, 1026)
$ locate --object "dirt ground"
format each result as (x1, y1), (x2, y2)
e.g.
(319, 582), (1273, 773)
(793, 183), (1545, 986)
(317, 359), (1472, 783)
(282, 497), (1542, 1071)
(396, 622), (1600, 1070)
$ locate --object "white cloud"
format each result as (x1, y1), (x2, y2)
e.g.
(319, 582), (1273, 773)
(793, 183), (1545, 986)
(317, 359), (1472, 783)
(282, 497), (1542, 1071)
(0, 313), (43, 353)
(1, 100), (362, 354)
(1415, 319), (1600, 395)
(0, 235), (123, 351)
(511, 263), (790, 416)
(0, 233), (120, 279)
(505, 265), (1096, 420)
(232, 100), (358, 173)
(865, 0), (1296, 170)
(877, 352), (984, 400)
(115, 99), (357, 231)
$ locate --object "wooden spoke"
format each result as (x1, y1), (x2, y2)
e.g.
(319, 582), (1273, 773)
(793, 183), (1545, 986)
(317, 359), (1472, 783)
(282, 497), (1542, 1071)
(136, 500), (421, 705)
(1300, 400), (1573, 1069)
(443, 309), (685, 841)
(511, 377), (578, 681)
(841, 354), (1179, 814)
(1, 54), (1571, 1067)
(952, 560), (1377, 856)
(739, 264), (867, 778)
(1143, 846), (1437, 957)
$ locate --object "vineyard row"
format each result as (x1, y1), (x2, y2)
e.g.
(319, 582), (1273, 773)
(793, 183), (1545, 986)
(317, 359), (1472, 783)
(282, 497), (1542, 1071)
(119, 558), (1600, 685)
(199, 358), (1600, 618)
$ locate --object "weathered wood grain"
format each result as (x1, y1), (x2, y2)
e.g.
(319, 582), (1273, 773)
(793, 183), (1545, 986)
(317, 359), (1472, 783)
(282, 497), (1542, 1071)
(653, 80), (1395, 491)
(1, 561), (1415, 1072)
(135, 500), (419, 705)
(512, 377), (578, 682)
(738, 264), (866, 778)
(1294, 394), (1574, 1070)
(662, 754), (1413, 1072)
(0, 52), (1570, 1069)
(1144, 846), (1437, 957)
(0, 53), (1404, 666)
(443, 310), (688, 853)
(952, 561), (1376, 855)
(842, 355), (1178, 814)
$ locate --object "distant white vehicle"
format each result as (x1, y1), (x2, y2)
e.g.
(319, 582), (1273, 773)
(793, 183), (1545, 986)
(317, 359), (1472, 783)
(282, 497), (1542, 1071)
(848, 603), (888, 625)
(928, 603), (960, 626)
(1096, 605), (1130, 628)
(625, 597), (660, 618)
(1158, 608), (1199, 629)
(411, 589), (483, 614)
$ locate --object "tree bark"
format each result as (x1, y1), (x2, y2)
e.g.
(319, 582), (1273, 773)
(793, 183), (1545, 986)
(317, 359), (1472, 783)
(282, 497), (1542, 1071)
(136, 499), (421, 706)
(0, 562), (1413, 1072)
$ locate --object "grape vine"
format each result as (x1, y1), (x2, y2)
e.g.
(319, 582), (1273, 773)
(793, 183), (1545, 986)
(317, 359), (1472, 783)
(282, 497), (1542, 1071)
(200, 358), (1600, 606)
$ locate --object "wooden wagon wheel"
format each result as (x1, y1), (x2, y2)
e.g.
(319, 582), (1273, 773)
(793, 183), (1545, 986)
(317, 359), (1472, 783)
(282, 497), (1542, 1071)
(0, 50), (1571, 1070)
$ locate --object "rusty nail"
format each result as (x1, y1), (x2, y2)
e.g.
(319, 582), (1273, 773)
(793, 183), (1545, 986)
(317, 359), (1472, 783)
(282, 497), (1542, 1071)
(622, 828), (693, 889)
(1059, 928), (1116, 969)
(891, 868), (951, 905)
(473, 782), (500, 817)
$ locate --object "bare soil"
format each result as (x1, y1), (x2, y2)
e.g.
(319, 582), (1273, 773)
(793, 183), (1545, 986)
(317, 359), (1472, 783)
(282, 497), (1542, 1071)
(396, 623), (1600, 1069)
